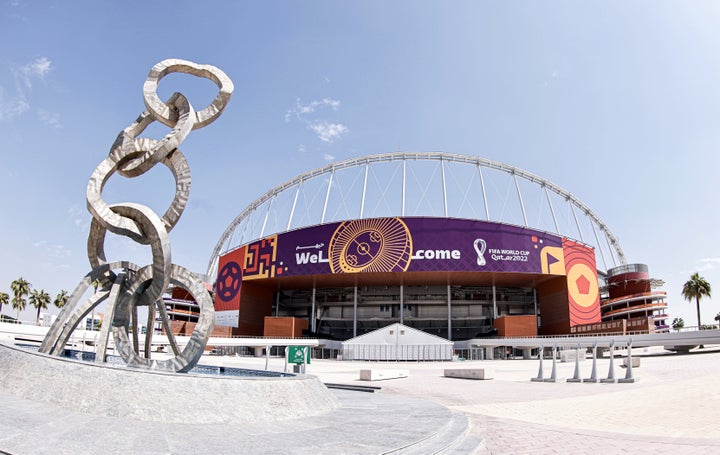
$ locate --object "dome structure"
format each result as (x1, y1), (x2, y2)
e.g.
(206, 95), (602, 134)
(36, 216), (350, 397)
(199, 152), (666, 342)
(208, 152), (625, 278)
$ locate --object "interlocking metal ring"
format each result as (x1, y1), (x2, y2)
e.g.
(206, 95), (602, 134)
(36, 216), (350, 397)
(112, 264), (214, 373)
(143, 58), (234, 130)
(87, 203), (171, 306)
(87, 145), (191, 243)
(40, 59), (233, 373)
(116, 92), (194, 178)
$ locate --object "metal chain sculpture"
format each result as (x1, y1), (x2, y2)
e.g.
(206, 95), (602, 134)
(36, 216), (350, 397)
(39, 59), (233, 372)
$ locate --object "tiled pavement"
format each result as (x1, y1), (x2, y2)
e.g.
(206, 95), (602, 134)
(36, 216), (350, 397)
(2, 346), (720, 454)
(286, 347), (720, 454)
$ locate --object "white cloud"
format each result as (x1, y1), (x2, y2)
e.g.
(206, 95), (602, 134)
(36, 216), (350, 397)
(310, 121), (348, 143)
(68, 205), (89, 233)
(0, 94), (29, 120)
(0, 56), (54, 123)
(20, 57), (52, 89)
(323, 153), (335, 161)
(285, 97), (348, 142)
(33, 240), (72, 259)
(298, 144), (306, 153)
(37, 108), (61, 128)
(286, 97), (340, 122)
(697, 257), (720, 272)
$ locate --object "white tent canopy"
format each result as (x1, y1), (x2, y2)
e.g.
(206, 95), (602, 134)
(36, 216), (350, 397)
(341, 323), (453, 361)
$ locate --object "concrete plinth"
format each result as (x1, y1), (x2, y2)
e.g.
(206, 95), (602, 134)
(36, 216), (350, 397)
(359, 368), (409, 381)
(0, 342), (339, 424)
(444, 368), (494, 380)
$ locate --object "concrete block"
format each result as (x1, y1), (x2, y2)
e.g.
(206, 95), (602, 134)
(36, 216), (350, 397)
(560, 350), (586, 362)
(359, 369), (409, 381)
(622, 357), (640, 368)
(444, 368), (494, 380)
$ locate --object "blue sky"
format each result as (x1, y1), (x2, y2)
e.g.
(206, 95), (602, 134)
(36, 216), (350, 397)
(1, 1), (718, 326)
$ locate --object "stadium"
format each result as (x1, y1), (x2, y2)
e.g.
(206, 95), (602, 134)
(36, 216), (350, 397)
(178, 152), (668, 342)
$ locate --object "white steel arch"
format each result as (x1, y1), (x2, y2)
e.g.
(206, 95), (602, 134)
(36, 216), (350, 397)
(208, 152), (626, 277)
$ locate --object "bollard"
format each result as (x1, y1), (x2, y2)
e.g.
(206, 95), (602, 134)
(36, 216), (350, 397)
(531, 344), (545, 382)
(567, 342), (582, 383)
(619, 337), (637, 383)
(601, 339), (617, 383)
(544, 344), (558, 382)
(584, 342), (599, 383)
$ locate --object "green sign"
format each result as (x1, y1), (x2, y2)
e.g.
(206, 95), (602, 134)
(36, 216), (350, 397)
(288, 346), (311, 364)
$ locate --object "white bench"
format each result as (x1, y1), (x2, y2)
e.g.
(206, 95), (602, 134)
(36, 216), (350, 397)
(359, 369), (409, 381)
(444, 368), (494, 380)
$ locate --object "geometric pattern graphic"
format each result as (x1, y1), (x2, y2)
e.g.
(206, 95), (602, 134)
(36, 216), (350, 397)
(329, 217), (413, 274)
(540, 246), (566, 275)
(563, 238), (601, 326)
(214, 246), (245, 312)
(216, 261), (242, 303)
(243, 235), (280, 280)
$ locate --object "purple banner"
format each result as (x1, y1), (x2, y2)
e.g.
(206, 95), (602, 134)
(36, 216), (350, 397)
(229, 217), (564, 280)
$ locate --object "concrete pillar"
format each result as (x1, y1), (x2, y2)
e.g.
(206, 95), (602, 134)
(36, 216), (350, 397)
(310, 287), (316, 333)
(492, 285), (497, 319)
(485, 347), (494, 360)
(253, 346), (264, 357)
(399, 285), (404, 325)
(522, 347), (532, 359)
(353, 286), (358, 338)
(533, 288), (538, 331)
(447, 285), (452, 340)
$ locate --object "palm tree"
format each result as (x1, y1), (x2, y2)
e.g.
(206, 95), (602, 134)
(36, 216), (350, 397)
(10, 277), (31, 321)
(682, 272), (712, 329)
(0, 291), (8, 317)
(54, 290), (69, 310)
(29, 289), (51, 325)
(715, 312), (720, 331)
(672, 317), (684, 331)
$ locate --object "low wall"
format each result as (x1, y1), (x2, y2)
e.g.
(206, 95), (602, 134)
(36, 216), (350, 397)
(0, 342), (339, 424)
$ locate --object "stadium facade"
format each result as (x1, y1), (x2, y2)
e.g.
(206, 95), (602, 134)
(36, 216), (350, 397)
(179, 153), (668, 341)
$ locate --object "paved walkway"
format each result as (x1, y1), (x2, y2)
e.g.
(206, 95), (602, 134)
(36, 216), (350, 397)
(206, 346), (720, 454)
(0, 386), (474, 454)
(3, 345), (720, 454)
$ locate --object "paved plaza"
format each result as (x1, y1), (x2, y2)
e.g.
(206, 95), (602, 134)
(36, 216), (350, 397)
(2, 345), (720, 454)
(205, 346), (720, 454)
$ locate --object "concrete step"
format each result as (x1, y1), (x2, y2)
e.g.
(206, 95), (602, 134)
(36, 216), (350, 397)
(386, 411), (483, 455)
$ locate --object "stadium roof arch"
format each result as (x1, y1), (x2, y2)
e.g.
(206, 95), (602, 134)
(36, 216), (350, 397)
(208, 152), (626, 278)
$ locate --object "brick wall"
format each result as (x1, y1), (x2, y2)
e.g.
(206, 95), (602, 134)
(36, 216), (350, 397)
(264, 317), (308, 338)
(537, 276), (570, 335)
(494, 315), (537, 337)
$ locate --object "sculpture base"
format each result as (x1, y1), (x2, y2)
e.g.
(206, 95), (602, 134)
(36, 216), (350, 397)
(0, 342), (339, 423)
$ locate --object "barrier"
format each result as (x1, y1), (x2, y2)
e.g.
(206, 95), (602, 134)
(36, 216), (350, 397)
(567, 343), (582, 383)
(544, 344), (558, 382)
(619, 338), (637, 383)
(527, 340), (638, 384)
(601, 339), (617, 383)
(583, 342), (599, 383)
(531, 343), (545, 382)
